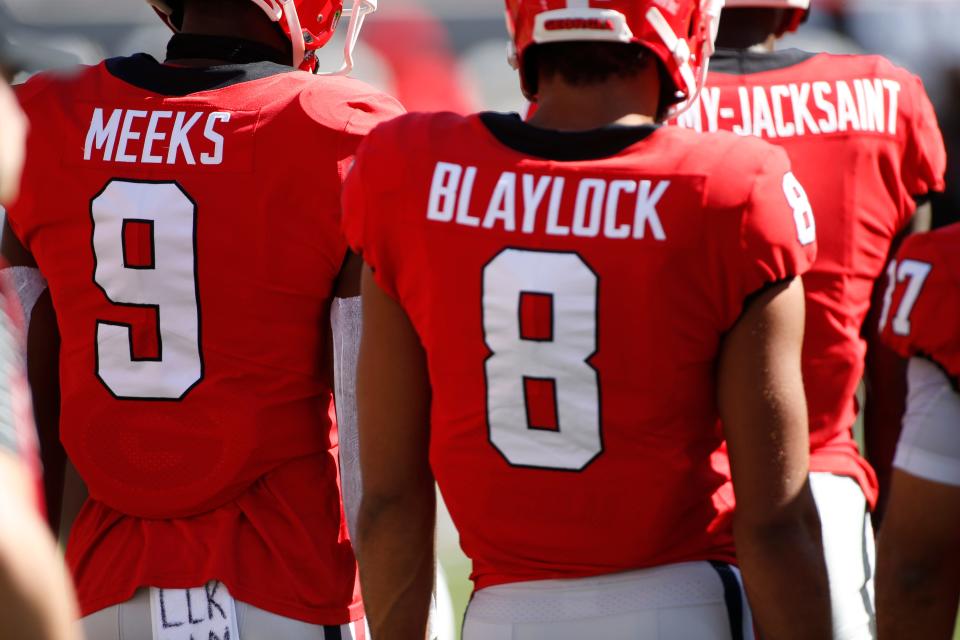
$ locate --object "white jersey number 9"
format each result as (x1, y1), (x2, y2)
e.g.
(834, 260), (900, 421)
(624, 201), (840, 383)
(91, 180), (203, 400)
(482, 249), (602, 471)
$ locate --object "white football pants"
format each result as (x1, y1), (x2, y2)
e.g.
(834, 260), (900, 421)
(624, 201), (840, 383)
(810, 471), (877, 640)
(79, 587), (366, 640)
(462, 561), (755, 640)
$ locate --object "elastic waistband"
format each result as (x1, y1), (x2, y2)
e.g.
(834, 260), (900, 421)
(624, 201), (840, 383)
(468, 561), (739, 623)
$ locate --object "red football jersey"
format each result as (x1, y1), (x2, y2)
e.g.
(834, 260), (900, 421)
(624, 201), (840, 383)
(879, 223), (960, 383)
(674, 49), (947, 507)
(7, 52), (402, 623)
(342, 112), (816, 588)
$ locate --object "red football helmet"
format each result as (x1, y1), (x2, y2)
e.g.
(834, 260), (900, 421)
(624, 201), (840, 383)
(146, 0), (376, 73)
(505, 0), (724, 117)
(723, 0), (810, 33)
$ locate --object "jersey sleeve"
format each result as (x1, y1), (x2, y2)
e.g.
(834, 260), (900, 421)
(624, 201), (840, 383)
(303, 82), (404, 274)
(332, 90), (403, 272)
(901, 73), (947, 198)
(5, 74), (55, 250)
(340, 122), (403, 302)
(893, 357), (960, 486)
(735, 146), (818, 303)
(335, 90), (405, 185)
(879, 230), (960, 382)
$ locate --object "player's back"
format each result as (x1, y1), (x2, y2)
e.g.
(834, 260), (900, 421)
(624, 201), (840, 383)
(676, 49), (947, 506)
(8, 53), (402, 622)
(343, 112), (815, 588)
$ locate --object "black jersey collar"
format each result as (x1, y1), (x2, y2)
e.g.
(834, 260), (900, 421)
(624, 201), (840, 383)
(165, 33), (290, 66)
(479, 112), (659, 162)
(709, 48), (817, 75)
(105, 35), (293, 97)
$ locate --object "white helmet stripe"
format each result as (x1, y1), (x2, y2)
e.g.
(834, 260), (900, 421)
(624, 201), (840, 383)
(723, 0), (809, 8)
(566, 0), (591, 7)
(248, 0), (284, 21)
(278, 0), (306, 68)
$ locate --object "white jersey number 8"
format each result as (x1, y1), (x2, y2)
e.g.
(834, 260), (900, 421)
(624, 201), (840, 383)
(482, 249), (602, 471)
(91, 180), (203, 400)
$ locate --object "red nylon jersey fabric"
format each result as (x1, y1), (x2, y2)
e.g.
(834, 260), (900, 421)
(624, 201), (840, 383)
(342, 112), (816, 589)
(7, 55), (402, 624)
(674, 50), (947, 508)
(879, 223), (960, 383)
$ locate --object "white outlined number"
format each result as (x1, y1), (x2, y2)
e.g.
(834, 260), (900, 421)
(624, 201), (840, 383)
(783, 172), (816, 246)
(91, 180), (202, 400)
(482, 249), (601, 471)
(878, 258), (933, 337)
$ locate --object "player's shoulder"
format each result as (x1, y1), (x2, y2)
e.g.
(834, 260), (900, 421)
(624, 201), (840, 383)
(14, 63), (101, 111)
(656, 126), (789, 205)
(882, 223), (960, 368)
(357, 110), (471, 157)
(368, 109), (469, 137)
(811, 51), (926, 99)
(896, 223), (960, 277)
(297, 73), (404, 136)
(804, 50), (907, 79)
(657, 124), (783, 170)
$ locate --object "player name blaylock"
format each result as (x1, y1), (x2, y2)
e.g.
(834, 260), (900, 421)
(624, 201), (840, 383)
(427, 161), (671, 241)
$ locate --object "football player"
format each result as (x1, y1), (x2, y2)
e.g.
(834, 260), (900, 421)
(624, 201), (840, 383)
(673, 2), (947, 637)
(0, 0), (402, 637)
(0, 71), (79, 640)
(343, 1), (832, 638)
(875, 223), (960, 639)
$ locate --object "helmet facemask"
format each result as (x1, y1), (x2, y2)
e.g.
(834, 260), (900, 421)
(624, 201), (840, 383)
(147, 0), (376, 74)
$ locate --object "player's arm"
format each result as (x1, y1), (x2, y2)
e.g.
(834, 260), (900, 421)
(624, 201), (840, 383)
(877, 472), (960, 639)
(863, 199), (932, 523)
(0, 450), (80, 640)
(876, 354), (960, 639)
(0, 220), (65, 533)
(354, 265), (434, 640)
(719, 277), (832, 640)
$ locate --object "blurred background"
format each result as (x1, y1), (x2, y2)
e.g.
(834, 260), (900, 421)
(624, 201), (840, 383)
(1, 0), (957, 637)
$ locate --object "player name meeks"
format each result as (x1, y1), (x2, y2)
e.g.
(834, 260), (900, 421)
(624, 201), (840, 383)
(84, 107), (231, 166)
(428, 162), (670, 241)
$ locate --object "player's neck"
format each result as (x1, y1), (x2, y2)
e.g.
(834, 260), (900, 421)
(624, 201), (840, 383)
(715, 11), (782, 52)
(172, 2), (291, 67)
(714, 32), (777, 52)
(529, 69), (660, 131)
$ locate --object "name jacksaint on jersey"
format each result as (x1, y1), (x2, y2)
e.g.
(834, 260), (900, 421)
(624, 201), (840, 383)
(342, 112), (816, 589)
(7, 53), (403, 624)
(675, 49), (947, 508)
